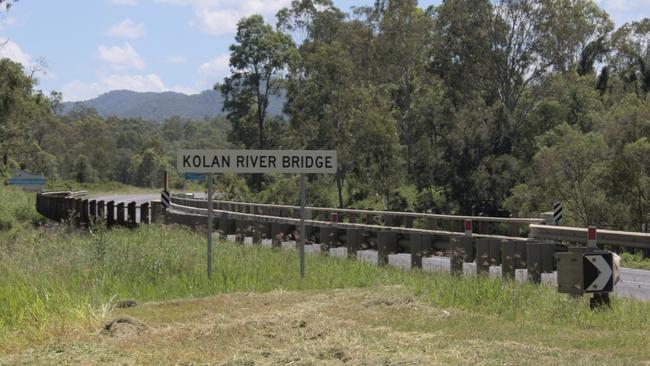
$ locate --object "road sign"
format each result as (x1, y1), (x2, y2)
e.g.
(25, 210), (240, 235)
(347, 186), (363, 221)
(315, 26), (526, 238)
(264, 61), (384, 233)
(8, 170), (45, 191)
(176, 150), (337, 280)
(584, 253), (614, 293)
(184, 172), (205, 181)
(161, 190), (170, 209)
(177, 150), (337, 174)
(553, 201), (563, 225)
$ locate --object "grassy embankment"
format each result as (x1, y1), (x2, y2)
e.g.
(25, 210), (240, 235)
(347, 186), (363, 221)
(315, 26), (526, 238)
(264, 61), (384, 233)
(1, 183), (650, 364)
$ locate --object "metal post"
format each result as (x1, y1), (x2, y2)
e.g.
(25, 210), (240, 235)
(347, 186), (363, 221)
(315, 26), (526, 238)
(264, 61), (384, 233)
(300, 174), (306, 278)
(207, 174), (213, 279)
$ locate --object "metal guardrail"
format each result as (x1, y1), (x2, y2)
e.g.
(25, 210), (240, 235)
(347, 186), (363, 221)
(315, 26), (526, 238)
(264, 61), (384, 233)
(169, 202), (530, 242)
(529, 224), (650, 249)
(171, 195), (545, 224)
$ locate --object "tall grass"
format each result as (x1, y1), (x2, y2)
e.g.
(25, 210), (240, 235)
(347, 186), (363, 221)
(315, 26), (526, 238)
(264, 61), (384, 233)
(2, 184), (650, 353)
(2, 221), (650, 352)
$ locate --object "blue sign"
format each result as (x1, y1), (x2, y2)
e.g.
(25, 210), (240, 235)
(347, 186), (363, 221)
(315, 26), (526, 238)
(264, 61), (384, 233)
(184, 172), (205, 181)
(8, 170), (45, 191)
(8, 178), (46, 185)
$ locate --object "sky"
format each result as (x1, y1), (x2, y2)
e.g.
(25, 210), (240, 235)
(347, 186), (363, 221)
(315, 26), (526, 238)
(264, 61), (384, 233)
(0, 0), (647, 102)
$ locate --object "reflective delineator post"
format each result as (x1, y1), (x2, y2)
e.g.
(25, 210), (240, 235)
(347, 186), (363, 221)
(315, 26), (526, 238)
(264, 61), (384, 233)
(464, 219), (472, 236)
(587, 226), (597, 248)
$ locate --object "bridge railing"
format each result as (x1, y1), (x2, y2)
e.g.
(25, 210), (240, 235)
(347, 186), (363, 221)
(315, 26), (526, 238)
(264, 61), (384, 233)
(169, 195), (544, 237)
(36, 191), (162, 227)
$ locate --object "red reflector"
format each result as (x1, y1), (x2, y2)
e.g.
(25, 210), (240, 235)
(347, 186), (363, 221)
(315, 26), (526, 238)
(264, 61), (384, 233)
(464, 219), (472, 231)
(588, 226), (597, 240)
(331, 213), (338, 222)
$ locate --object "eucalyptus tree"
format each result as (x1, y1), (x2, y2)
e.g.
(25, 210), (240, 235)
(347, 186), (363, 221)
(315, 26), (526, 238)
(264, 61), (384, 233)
(220, 15), (298, 150)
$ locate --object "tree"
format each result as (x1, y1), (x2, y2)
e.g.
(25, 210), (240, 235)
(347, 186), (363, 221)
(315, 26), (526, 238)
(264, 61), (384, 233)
(525, 124), (610, 226)
(73, 155), (96, 183)
(610, 19), (650, 97)
(220, 15), (298, 149)
(0, 59), (34, 169)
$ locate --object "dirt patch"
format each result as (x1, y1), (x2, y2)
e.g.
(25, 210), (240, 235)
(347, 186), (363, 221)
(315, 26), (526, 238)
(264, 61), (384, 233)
(114, 299), (139, 308)
(2, 287), (641, 365)
(101, 316), (147, 338)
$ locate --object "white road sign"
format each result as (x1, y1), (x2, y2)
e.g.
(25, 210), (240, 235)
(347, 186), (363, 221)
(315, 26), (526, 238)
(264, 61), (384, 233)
(584, 254), (614, 292)
(178, 150), (337, 174)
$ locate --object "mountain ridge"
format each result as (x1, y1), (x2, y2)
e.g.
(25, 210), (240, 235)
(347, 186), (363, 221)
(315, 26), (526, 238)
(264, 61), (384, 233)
(61, 89), (284, 121)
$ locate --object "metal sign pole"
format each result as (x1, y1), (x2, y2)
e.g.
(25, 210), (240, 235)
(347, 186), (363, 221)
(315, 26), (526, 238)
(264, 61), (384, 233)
(300, 174), (306, 278)
(207, 173), (213, 278)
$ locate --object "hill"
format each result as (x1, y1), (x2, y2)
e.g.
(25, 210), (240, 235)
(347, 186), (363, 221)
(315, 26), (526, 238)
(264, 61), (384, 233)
(61, 89), (285, 121)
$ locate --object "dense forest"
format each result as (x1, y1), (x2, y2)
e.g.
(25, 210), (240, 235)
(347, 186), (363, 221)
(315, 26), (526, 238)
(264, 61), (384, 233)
(1, 0), (649, 231)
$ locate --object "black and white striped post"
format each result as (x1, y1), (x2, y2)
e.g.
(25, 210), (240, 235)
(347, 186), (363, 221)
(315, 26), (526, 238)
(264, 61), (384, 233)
(553, 201), (563, 225)
(161, 170), (171, 211)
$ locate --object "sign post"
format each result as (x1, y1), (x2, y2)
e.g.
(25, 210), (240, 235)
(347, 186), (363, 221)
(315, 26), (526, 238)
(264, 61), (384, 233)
(207, 174), (213, 278)
(177, 150), (337, 279)
(299, 174), (306, 278)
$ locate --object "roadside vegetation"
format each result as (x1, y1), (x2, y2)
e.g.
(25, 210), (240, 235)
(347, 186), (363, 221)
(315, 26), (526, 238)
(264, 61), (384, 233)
(2, 185), (650, 364)
(2, 1), (650, 233)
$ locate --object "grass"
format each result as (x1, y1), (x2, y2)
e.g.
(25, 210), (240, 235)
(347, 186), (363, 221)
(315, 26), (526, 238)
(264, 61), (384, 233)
(2, 223), (650, 363)
(2, 184), (650, 363)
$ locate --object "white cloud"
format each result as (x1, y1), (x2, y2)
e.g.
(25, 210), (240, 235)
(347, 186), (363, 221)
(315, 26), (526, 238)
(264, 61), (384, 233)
(165, 55), (187, 64)
(198, 53), (229, 79)
(0, 38), (32, 67)
(157, 0), (290, 36)
(597, 0), (650, 25)
(62, 73), (167, 101)
(107, 19), (145, 39)
(0, 16), (16, 31)
(98, 42), (145, 70)
(111, 0), (138, 5)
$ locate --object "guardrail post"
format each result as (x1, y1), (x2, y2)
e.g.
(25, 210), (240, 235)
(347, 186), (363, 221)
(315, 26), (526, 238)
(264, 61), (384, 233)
(526, 242), (556, 283)
(404, 212), (414, 228)
(97, 200), (105, 220)
(450, 237), (464, 275)
(127, 202), (137, 227)
(489, 238), (501, 266)
(410, 233), (432, 268)
(345, 228), (362, 257)
(106, 201), (115, 227)
(81, 199), (89, 225)
(377, 231), (397, 266)
(89, 200), (97, 222)
(501, 240), (516, 279)
(384, 215), (394, 227)
(319, 226), (338, 247)
(116, 202), (126, 226)
(139, 203), (150, 225)
(150, 201), (161, 223)
(365, 211), (374, 225)
(271, 222), (287, 246)
(476, 238), (490, 275)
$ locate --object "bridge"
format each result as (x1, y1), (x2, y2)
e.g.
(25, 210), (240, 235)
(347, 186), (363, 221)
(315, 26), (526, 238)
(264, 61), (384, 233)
(35, 190), (650, 301)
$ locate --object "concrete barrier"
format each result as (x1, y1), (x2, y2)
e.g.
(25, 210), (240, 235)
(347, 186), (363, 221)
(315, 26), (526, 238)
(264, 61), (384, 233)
(388, 253), (412, 270)
(329, 247), (348, 258)
(422, 256), (450, 273)
(358, 250), (378, 265)
(305, 244), (323, 255)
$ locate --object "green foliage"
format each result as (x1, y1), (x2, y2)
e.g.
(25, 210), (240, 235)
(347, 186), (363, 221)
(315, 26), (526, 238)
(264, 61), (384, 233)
(2, 0), (650, 232)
